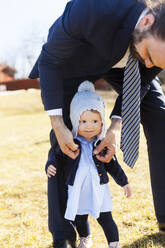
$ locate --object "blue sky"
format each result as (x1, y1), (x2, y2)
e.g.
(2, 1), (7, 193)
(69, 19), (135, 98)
(0, 0), (68, 77)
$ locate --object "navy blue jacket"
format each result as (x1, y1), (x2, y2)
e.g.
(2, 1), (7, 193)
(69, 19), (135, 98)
(29, 0), (161, 115)
(50, 139), (128, 187)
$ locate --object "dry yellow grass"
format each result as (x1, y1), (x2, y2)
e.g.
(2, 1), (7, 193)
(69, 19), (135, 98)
(0, 89), (165, 248)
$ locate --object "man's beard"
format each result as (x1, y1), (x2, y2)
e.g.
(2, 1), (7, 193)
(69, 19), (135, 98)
(129, 29), (150, 64)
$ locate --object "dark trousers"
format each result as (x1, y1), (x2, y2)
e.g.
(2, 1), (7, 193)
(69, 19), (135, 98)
(46, 74), (165, 240)
(105, 75), (165, 223)
(75, 212), (119, 243)
(140, 79), (165, 223)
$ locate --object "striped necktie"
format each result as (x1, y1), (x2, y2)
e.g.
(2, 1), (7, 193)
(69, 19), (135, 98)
(121, 54), (141, 168)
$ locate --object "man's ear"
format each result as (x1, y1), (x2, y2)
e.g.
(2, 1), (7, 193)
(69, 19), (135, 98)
(138, 13), (155, 31)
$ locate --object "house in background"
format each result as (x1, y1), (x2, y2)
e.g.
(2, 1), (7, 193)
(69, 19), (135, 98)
(0, 64), (16, 82)
(0, 64), (39, 91)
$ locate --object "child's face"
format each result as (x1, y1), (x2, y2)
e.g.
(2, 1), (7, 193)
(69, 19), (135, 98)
(78, 110), (102, 141)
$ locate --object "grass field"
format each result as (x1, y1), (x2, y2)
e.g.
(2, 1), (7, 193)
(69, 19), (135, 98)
(0, 89), (165, 248)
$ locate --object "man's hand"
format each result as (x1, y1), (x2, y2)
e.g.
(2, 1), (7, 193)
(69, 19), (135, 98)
(93, 118), (121, 162)
(50, 115), (79, 159)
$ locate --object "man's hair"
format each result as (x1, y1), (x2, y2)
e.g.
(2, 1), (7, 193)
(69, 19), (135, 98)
(147, 0), (165, 40)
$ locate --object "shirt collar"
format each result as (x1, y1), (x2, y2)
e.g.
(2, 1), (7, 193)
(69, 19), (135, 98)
(135, 8), (149, 28)
(77, 136), (96, 145)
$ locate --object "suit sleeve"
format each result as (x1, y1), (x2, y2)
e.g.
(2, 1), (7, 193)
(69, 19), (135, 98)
(38, 14), (83, 110)
(105, 156), (128, 186)
(35, 0), (95, 110)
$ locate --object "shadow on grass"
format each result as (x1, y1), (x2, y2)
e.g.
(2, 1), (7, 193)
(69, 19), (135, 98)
(123, 233), (165, 248)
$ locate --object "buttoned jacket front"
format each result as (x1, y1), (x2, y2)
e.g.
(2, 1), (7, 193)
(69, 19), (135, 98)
(53, 139), (128, 187)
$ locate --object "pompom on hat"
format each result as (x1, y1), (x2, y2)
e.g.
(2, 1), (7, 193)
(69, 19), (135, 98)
(70, 80), (106, 140)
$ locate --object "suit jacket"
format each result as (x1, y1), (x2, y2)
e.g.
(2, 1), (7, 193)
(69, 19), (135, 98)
(53, 139), (128, 186)
(29, 0), (161, 114)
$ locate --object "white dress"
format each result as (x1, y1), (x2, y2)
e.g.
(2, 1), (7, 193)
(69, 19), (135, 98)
(64, 137), (113, 221)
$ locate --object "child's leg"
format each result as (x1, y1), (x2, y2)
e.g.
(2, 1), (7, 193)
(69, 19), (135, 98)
(74, 215), (92, 248)
(97, 212), (121, 247)
(74, 214), (90, 237)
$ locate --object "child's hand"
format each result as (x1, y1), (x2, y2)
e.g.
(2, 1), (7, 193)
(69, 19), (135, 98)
(47, 165), (56, 178)
(123, 184), (132, 198)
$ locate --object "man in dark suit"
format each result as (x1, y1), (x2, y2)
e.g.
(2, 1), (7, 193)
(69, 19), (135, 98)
(30, 0), (165, 247)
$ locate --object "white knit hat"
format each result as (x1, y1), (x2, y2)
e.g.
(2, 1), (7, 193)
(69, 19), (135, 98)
(70, 80), (106, 140)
